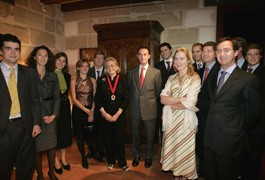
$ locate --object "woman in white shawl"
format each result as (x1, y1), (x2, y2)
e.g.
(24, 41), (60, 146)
(160, 47), (201, 180)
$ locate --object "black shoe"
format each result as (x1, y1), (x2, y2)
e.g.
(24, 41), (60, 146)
(60, 159), (70, 170)
(82, 158), (89, 169)
(132, 157), (140, 167)
(54, 166), (63, 175)
(93, 152), (104, 162)
(144, 159), (152, 168)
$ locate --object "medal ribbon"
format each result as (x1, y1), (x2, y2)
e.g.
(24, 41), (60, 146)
(107, 74), (120, 95)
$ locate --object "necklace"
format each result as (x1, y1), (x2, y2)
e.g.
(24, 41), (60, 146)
(80, 77), (88, 82)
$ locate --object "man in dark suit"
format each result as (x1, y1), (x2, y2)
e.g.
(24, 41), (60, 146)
(240, 43), (265, 180)
(204, 37), (262, 180)
(88, 51), (106, 162)
(128, 46), (162, 168)
(196, 41), (220, 178)
(0, 34), (42, 179)
(154, 42), (175, 142)
(192, 42), (204, 72)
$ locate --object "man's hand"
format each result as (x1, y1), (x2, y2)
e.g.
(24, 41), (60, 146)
(32, 124), (41, 137)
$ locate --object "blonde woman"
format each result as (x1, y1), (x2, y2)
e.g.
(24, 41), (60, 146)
(160, 48), (201, 180)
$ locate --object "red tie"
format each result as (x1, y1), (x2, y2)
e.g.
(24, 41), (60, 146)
(203, 67), (209, 82)
(140, 66), (145, 89)
(166, 61), (170, 72)
(248, 67), (253, 74)
(97, 70), (100, 79)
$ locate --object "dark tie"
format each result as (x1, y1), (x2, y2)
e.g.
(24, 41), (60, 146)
(203, 67), (209, 82)
(96, 70), (100, 80)
(216, 71), (227, 94)
(248, 67), (253, 74)
(140, 67), (145, 89)
(166, 61), (170, 72)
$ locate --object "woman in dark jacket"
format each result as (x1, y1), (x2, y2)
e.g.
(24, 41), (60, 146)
(53, 52), (72, 174)
(26, 45), (61, 180)
(95, 57), (129, 171)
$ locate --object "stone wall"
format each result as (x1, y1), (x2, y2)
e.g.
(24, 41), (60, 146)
(0, 0), (65, 64)
(63, 0), (216, 74)
(0, 0), (216, 72)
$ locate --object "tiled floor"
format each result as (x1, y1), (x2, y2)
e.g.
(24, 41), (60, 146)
(15, 138), (175, 180)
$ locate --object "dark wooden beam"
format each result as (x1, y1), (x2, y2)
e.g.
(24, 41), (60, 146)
(61, 0), (163, 12)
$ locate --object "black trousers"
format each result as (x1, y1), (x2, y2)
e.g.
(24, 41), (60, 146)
(0, 120), (35, 180)
(102, 119), (127, 167)
(204, 147), (240, 180)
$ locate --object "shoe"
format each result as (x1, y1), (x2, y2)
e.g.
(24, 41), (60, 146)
(122, 165), (130, 171)
(107, 164), (114, 170)
(93, 152), (104, 162)
(60, 159), (70, 170)
(132, 157), (140, 167)
(48, 171), (58, 180)
(54, 166), (63, 175)
(144, 159), (152, 168)
(82, 158), (89, 169)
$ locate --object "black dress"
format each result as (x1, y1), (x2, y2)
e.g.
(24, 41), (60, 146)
(56, 72), (72, 149)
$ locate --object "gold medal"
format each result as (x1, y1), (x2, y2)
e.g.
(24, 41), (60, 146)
(111, 95), (115, 100)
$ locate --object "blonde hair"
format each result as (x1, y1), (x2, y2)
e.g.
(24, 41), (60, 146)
(104, 57), (121, 74)
(173, 47), (195, 76)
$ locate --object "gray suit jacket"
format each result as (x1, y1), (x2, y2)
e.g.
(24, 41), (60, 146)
(0, 64), (41, 137)
(128, 65), (162, 121)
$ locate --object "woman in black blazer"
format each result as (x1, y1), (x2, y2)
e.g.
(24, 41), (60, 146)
(95, 57), (129, 171)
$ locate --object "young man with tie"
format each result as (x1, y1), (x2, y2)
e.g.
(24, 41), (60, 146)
(0, 34), (41, 179)
(155, 42), (175, 142)
(196, 41), (220, 178)
(203, 37), (262, 180)
(128, 46), (162, 168)
(88, 51), (106, 162)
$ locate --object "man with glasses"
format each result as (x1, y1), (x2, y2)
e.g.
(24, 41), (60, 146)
(203, 37), (262, 180)
(196, 41), (220, 178)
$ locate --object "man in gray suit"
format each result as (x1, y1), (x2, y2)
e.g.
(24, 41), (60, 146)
(204, 37), (262, 180)
(0, 34), (41, 179)
(128, 46), (162, 168)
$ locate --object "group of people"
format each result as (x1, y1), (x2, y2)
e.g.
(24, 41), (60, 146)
(0, 33), (264, 180)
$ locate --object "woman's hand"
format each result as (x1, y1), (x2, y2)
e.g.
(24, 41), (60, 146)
(43, 115), (56, 124)
(88, 113), (94, 122)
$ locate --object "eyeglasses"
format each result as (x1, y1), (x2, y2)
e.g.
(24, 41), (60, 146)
(216, 48), (234, 54)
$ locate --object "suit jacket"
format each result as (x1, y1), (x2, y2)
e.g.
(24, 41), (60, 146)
(193, 62), (205, 72)
(89, 66), (105, 79)
(244, 64), (265, 136)
(240, 59), (248, 70)
(154, 60), (175, 88)
(128, 65), (162, 121)
(197, 62), (220, 127)
(0, 64), (41, 137)
(95, 74), (128, 126)
(204, 67), (262, 157)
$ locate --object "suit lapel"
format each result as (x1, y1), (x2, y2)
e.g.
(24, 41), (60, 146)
(215, 67), (240, 98)
(133, 66), (140, 90)
(17, 65), (25, 104)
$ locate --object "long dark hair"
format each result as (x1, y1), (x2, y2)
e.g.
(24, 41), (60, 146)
(26, 45), (54, 72)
